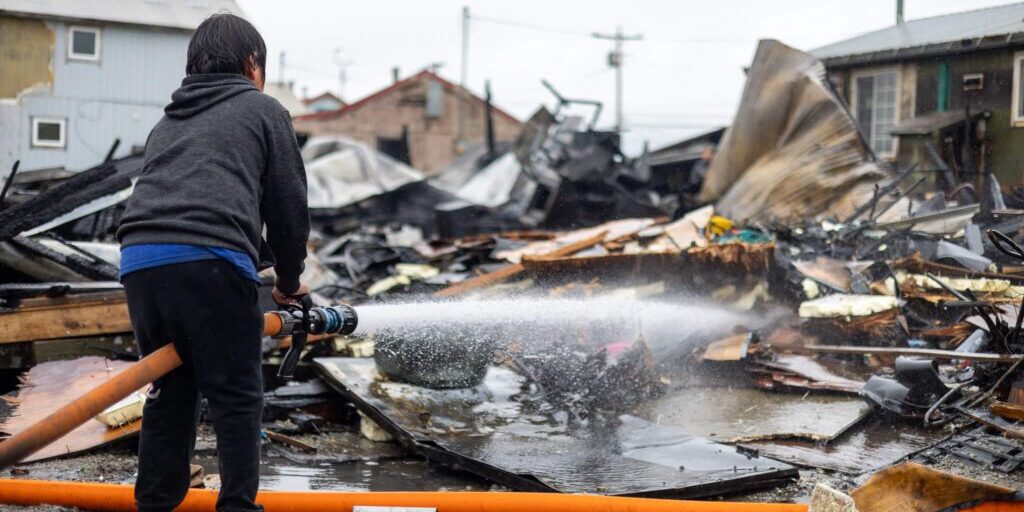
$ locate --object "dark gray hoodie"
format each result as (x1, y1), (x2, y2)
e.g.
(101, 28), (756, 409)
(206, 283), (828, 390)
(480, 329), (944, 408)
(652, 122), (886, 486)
(117, 74), (309, 294)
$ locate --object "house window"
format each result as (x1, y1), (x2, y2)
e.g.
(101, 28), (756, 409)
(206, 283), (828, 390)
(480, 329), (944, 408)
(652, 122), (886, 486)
(31, 118), (66, 148)
(1012, 52), (1024, 127)
(68, 26), (101, 61)
(851, 68), (900, 157)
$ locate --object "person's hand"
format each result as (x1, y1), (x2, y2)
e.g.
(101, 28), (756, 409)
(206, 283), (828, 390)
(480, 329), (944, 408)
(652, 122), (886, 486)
(273, 283), (310, 306)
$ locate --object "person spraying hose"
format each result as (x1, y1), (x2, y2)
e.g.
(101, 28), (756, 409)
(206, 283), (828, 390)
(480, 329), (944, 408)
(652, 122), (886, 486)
(115, 13), (309, 512)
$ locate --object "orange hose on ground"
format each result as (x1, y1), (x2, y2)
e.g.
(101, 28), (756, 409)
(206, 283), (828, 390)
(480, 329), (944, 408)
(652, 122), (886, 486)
(0, 344), (183, 469)
(0, 479), (808, 512)
(964, 504), (1024, 512)
(0, 313), (289, 468)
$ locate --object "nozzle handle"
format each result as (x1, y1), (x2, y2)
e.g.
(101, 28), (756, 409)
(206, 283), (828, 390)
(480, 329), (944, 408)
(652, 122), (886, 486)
(276, 295), (312, 380)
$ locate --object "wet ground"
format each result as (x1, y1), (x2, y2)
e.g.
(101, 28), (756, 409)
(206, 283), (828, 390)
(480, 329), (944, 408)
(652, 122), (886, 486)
(6, 398), (1023, 511)
(4, 336), (1023, 510)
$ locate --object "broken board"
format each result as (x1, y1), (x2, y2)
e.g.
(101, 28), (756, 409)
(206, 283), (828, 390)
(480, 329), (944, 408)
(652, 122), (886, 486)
(314, 357), (796, 498)
(0, 356), (142, 462)
(739, 419), (947, 475)
(850, 462), (1017, 512)
(0, 291), (131, 344)
(637, 386), (870, 443)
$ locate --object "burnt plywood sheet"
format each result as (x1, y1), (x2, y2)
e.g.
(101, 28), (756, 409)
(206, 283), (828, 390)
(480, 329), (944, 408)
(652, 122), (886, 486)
(0, 356), (141, 463)
(314, 357), (796, 498)
(740, 419), (947, 475)
(637, 387), (870, 443)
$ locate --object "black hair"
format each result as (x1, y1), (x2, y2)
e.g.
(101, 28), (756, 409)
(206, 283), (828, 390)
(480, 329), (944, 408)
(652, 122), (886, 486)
(186, 13), (266, 76)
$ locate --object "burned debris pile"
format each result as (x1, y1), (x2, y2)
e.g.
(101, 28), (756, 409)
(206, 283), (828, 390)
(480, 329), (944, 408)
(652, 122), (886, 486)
(2, 40), (1024, 510)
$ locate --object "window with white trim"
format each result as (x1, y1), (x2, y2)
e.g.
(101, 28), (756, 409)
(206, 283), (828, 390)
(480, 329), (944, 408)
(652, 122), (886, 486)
(851, 68), (900, 156)
(31, 118), (67, 148)
(68, 26), (101, 61)
(1012, 52), (1024, 127)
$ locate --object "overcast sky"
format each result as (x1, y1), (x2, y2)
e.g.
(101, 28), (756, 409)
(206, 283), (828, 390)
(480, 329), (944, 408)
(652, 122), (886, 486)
(236, 0), (1014, 155)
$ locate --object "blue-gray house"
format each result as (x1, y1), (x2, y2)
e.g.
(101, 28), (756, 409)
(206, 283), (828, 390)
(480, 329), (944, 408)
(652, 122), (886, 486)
(0, 0), (244, 177)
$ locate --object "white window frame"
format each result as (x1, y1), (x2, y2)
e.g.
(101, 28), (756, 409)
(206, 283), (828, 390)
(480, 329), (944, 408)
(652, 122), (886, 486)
(31, 118), (67, 149)
(68, 26), (101, 62)
(850, 66), (902, 159)
(1012, 52), (1024, 127)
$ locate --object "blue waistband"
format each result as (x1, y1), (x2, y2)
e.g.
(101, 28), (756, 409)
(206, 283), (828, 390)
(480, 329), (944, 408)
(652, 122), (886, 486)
(120, 244), (260, 283)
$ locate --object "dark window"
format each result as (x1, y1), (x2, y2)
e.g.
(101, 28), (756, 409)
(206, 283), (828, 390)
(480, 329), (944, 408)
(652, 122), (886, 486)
(32, 118), (66, 148)
(37, 123), (61, 141)
(69, 27), (100, 60)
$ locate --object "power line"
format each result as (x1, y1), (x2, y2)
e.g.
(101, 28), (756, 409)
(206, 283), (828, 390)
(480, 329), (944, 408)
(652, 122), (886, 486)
(469, 14), (593, 39)
(628, 122), (729, 129)
(469, 13), (818, 45)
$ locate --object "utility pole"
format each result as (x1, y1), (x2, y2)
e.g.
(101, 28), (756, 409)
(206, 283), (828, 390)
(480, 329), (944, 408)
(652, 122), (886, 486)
(333, 48), (352, 100)
(896, 0), (905, 24)
(457, 6), (470, 151)
(592, 26), (642, 134)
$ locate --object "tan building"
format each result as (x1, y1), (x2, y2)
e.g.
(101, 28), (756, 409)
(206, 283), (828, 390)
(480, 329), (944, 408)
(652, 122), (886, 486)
(293, 69), (522, 175)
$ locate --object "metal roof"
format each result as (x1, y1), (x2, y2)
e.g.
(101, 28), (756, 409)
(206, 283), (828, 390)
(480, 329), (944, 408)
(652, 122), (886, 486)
(0, 0), (245, 31)
(811, 2), (1024, 61)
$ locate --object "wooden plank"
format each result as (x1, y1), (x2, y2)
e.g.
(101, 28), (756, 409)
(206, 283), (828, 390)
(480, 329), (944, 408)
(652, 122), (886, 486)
(804, 344), (1021, 363)
(434, 231), (607, 298)
(701, 332), (751, 362)
(0, 292), (131, 344)
(263, 430), (316, 452)
(991, 401), (1024, 422)
(0, 356), (142, 462)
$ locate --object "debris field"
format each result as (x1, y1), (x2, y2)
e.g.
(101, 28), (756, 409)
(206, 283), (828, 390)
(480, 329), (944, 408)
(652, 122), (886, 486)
(1, 40), (1024, 511)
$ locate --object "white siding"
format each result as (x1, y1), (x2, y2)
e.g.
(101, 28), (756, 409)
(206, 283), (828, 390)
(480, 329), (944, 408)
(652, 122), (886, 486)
(0, 100), (20, 175)
(3, 20), (189, 175)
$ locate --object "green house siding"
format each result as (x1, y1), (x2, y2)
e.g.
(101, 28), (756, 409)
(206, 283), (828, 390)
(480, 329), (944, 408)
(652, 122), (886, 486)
(834, 47), (1024, 185)
(913, 49), (1024, 184)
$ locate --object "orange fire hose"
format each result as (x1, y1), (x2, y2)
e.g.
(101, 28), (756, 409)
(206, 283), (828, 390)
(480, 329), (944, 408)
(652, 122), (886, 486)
(0, 314), (286, 469)
(0, 479), (809, 512)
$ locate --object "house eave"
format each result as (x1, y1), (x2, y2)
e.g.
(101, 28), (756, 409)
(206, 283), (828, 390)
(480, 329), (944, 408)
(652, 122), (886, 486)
(821, 32), (1024, 69)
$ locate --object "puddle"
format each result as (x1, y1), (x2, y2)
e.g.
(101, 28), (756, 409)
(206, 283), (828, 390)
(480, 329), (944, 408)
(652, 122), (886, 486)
(196, 455), (490, 492)
(741, 417), (947, 474)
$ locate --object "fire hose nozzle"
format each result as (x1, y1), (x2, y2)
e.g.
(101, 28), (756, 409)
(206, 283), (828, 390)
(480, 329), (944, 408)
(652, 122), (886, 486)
(273, 302), (358, 381)
(308, 304), (359, 336)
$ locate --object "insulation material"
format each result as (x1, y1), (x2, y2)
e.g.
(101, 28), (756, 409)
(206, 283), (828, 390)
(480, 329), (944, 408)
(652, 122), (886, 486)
(0, 16), (53, 99)
(799, 295), (899, 318)
(699, 40), (886, 223)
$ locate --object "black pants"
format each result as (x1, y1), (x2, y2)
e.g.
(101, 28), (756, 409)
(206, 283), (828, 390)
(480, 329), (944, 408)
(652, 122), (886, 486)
(123, 260), (264, 512)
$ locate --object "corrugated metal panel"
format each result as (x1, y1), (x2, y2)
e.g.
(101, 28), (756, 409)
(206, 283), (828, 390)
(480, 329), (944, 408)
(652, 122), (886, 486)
(701, 40), (886, 224)
(0, 0), (244, 30)
(811, 2), (1024, 60)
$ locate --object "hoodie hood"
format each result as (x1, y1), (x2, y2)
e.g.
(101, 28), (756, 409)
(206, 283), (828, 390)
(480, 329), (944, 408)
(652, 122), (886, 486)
(165, 74), (258, 119)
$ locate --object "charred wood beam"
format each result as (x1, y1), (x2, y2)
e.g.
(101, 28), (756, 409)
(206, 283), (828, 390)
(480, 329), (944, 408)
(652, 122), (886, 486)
(6, 236), (118, 281)
(0, 163), (119, 243)
(0, 160), (19, 211)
